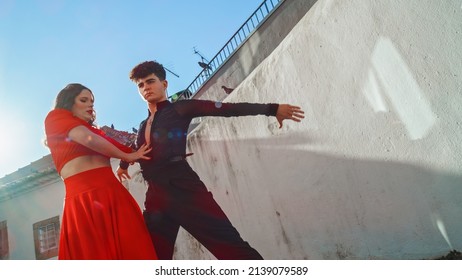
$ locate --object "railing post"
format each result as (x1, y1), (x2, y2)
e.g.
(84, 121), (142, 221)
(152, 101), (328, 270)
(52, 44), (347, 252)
(180, 0), (283, 101)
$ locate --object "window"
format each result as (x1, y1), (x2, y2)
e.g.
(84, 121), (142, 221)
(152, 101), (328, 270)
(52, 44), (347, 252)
(33, 216), (60, 260)
(0, 220), (8, 260)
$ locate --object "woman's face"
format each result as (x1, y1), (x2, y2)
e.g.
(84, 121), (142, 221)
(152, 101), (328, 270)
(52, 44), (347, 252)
(71, 89), (94, 122)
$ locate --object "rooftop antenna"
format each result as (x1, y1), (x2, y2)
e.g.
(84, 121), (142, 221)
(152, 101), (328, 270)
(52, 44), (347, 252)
(164, 66), (179, 78)
(194, 47), (213, 73)
(193, 47), (209, 63)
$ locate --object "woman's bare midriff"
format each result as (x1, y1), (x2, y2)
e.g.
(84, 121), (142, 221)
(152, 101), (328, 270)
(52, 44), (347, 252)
(60, 155), (111, 179)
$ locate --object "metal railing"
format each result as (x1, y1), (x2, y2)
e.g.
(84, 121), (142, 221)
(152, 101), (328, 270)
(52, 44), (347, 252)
(172, 0), (283, 101)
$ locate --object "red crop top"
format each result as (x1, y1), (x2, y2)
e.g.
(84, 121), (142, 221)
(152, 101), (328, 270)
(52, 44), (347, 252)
(44, 109), (132, 174)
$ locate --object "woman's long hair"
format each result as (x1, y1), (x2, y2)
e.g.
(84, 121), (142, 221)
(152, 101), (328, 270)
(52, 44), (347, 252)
(54, 83), (96, 125)
(44, 83), (96, 147)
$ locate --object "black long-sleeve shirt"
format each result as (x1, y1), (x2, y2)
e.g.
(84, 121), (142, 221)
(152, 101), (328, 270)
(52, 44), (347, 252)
(120, 99), (278, 176)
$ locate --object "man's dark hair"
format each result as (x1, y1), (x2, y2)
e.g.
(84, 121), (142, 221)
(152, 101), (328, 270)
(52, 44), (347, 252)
(129, 60), (166, 81)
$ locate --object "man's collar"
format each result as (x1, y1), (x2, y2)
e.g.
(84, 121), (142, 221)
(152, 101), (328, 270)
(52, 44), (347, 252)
(147, 100), (171, 116)
(157, 100), (170, 110)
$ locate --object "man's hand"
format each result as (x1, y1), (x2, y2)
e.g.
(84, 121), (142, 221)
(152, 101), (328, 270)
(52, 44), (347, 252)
(276, 104), (305, 128)
(116, 166), (131, 182)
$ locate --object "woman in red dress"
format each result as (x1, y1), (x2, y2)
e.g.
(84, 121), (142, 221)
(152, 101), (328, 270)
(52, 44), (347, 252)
(44, 83), (157, 260)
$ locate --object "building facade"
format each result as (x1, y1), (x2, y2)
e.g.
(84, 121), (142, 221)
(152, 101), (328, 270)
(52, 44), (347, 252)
(0, 126), (143, 260)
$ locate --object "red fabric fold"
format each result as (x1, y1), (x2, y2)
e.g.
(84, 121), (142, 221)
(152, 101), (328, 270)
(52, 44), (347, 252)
(60, 167), (157, 260)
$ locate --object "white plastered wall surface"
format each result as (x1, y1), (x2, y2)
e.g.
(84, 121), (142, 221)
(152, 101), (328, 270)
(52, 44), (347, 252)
(173, 0), (462, 259)
(123, 0), (461, 260)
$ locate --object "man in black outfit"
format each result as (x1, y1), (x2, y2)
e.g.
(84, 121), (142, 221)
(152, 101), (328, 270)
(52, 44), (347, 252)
(117, 60), (304, 259)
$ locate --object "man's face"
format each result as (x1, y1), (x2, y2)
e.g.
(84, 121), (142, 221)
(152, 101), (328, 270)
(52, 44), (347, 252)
(136, 73), (168, 104)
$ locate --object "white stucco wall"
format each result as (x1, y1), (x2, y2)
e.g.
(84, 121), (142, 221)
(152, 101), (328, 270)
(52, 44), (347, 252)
(0, 179), (63, 259)
(194, 0), (317, 103)
(3, 0), (460, 261)
(168, 0), (462, 259)
(0, 158), (141, 260)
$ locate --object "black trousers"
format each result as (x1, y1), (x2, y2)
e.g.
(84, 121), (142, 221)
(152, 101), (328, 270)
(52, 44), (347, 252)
(142, 160), (263, 260)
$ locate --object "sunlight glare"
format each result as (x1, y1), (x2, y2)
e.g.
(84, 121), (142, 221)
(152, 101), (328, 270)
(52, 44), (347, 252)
(363, 68), (387, 112)
(370, 37), (437, 140)
(0, 108), (29, 177)
(432, 213), (453, 250)
(436, 219), (453, 249)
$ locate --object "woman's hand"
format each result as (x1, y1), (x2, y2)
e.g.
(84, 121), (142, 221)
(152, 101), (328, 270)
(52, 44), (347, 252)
(123, 143), (152, 163)
(276, 104), (305, 128)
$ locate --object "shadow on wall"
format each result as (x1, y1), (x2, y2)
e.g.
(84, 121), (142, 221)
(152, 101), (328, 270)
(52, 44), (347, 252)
(188, 133), (462, 259)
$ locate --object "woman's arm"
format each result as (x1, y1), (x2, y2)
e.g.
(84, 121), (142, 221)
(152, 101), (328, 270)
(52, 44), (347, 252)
(68, 125), (151, 162)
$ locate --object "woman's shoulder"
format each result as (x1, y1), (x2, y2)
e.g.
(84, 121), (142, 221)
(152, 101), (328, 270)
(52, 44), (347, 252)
(44, 109), (86, 134)
(45, 108), (73, 122)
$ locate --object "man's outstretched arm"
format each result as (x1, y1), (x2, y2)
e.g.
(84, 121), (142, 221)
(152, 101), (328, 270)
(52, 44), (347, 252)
(175, 99), (304, 128)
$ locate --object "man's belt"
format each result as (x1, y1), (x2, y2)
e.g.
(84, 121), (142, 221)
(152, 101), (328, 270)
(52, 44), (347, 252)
(168, 156), (185, 162)
(168, 153), (194, 162)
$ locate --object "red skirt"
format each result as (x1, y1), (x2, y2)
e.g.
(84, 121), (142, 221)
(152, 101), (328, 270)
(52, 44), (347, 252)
(60, 167), (157, 260)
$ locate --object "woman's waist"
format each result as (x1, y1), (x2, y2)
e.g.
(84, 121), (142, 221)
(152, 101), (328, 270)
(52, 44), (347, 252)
(60, 155), (111, 179)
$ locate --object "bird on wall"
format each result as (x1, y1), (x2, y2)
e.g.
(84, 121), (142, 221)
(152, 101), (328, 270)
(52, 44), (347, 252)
(221, 85), (234, 94)
(198, 61), (212, 71)
(132, 127), (138, 133)
(111, 124), (114, 129)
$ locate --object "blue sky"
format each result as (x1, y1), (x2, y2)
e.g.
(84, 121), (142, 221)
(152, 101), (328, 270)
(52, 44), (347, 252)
(0, 0), (263, 177)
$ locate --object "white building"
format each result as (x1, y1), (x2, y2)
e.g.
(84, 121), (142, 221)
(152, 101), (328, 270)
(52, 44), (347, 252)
(1, 0), (461, 260)
(0, 126), (142, 260)
(0, 154), (61, 260)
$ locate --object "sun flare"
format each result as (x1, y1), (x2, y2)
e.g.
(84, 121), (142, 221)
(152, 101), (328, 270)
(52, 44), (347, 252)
(0, 112), (30, 177)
